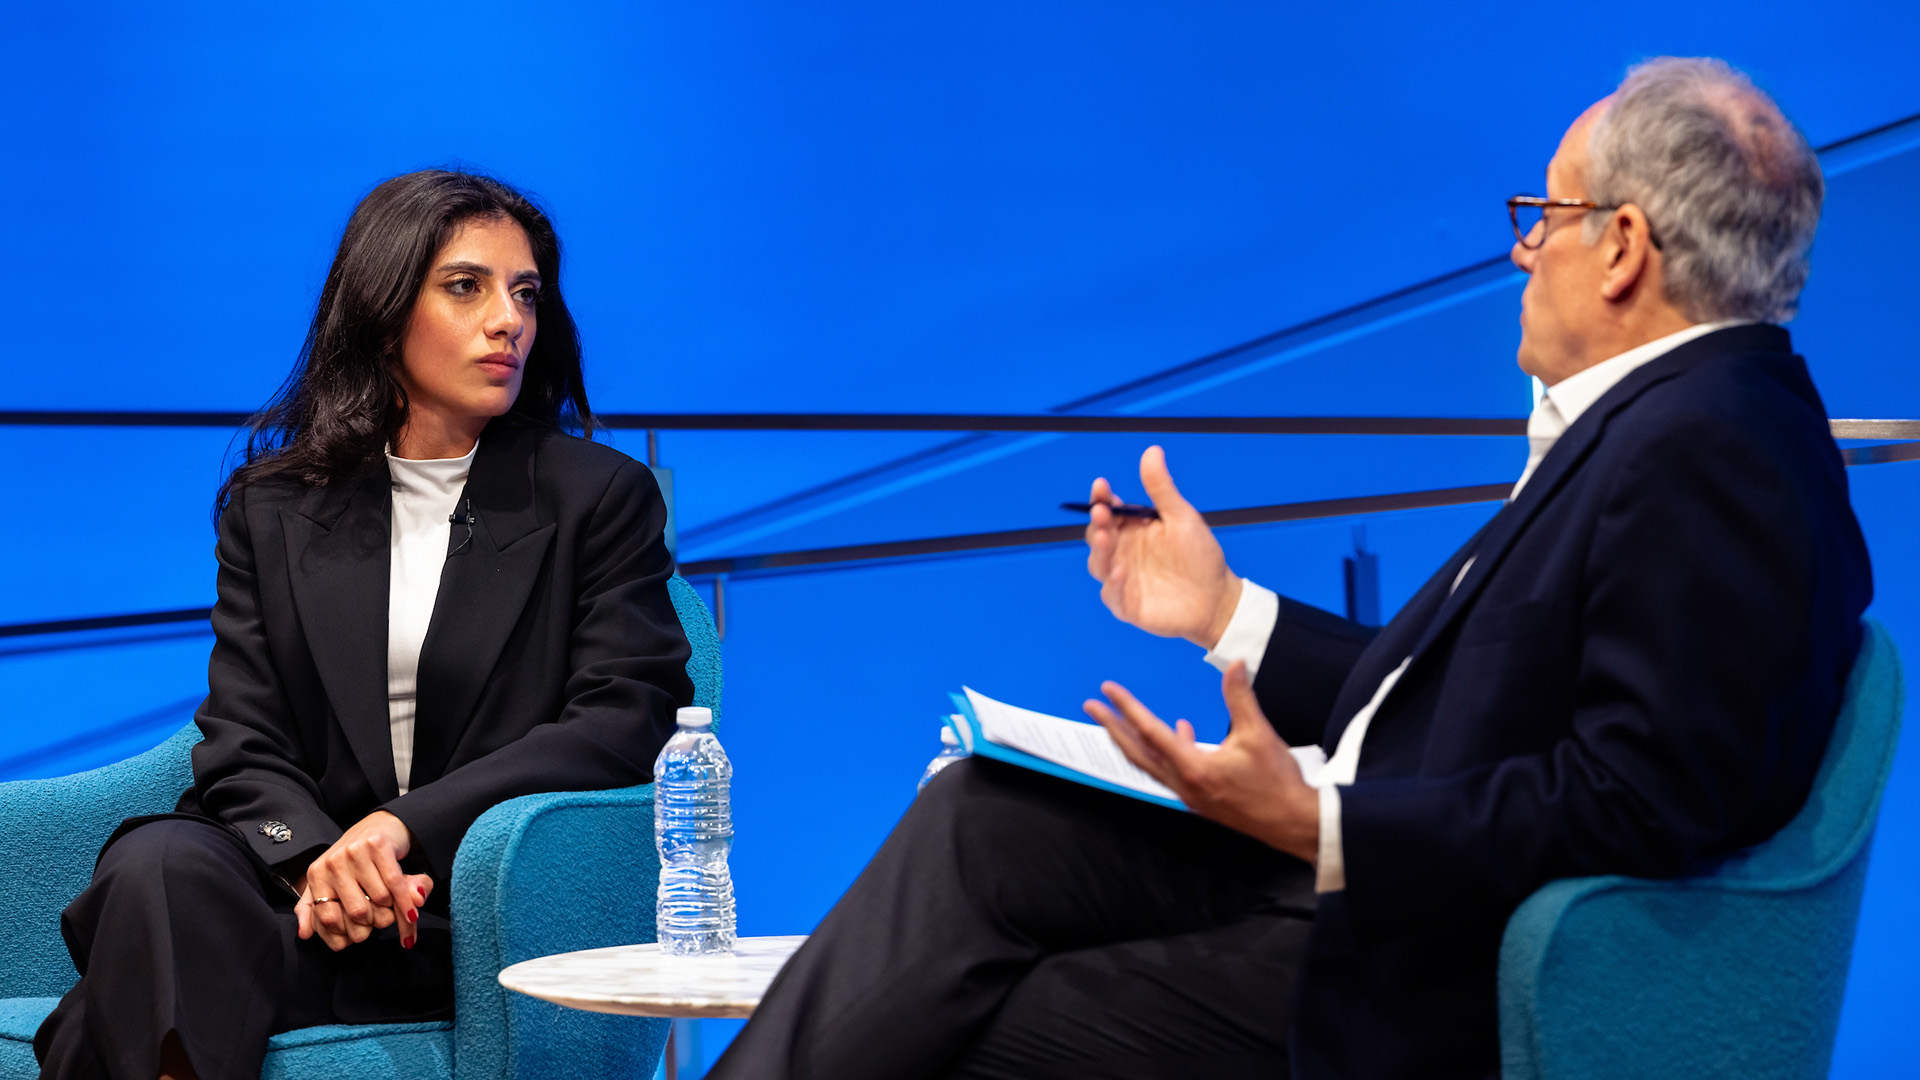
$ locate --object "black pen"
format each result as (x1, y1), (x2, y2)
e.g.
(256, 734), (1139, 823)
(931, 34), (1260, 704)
(1060, 501), (1161, 520)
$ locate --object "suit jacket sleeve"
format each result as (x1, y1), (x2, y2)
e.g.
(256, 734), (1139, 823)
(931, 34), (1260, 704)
(1252, 597), (1377, 747)
(1335, 407), (1859, 941)
(381, 458), (695, 879)
(189, 485), (345, 870)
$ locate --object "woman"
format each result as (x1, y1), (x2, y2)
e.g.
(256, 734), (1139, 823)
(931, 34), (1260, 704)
(34, 171), (694, 1080)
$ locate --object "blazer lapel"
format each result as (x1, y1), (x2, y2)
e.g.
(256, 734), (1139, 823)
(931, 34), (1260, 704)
(1399, 330), (1753, 668)
(1320, 520), (1489, 749)
(407, 423), (557, 787)
(281, 469), (399, 802)
(1319, 325), (1790, 748)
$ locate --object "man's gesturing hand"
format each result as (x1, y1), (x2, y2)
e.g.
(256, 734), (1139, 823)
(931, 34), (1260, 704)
(1084, 661), (1320, 862)
(294, 810), (432, 952)
(1085, 445), (1242, 649)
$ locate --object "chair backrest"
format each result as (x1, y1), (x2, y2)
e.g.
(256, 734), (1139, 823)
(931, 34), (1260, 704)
(1499, 619), (1905, 1080)
(0, 724), (199, 995)
(1710, 617), (1904, 888)
(668, 575), (723, 727)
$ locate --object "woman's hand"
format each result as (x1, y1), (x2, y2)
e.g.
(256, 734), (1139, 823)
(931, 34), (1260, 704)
(294, 810), (434, 952)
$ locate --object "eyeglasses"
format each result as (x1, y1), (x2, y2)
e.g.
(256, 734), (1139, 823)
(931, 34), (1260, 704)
(1507, 195), (1613, 249)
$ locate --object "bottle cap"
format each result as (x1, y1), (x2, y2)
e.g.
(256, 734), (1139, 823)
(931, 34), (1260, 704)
(677, 707), (713, 728)
(940, 726), (961, 747)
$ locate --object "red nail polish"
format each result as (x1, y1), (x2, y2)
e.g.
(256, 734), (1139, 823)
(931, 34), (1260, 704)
(407, 908), (418, 924)
(404, 937), (414, 949)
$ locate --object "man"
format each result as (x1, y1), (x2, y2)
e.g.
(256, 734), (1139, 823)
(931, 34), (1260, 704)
(711, 56), (1870, 1079)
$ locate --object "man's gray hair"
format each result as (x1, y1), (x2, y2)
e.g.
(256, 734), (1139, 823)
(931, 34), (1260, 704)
(1584, 57), (1823, 323)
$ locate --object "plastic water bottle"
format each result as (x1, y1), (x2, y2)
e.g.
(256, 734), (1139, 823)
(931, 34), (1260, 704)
(654, 706), (736, 955)
(918, 726), (969, 792)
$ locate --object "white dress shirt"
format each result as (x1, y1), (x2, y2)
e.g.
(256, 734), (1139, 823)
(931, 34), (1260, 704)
(1204, 322), (1745, 891)
(385, 442), (477, 795)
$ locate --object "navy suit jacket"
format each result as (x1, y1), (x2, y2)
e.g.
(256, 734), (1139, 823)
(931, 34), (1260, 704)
(1251, 325), (1872, 1078)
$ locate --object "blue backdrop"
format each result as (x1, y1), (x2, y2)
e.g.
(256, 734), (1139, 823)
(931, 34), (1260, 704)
(5, 3), (1918, 1074)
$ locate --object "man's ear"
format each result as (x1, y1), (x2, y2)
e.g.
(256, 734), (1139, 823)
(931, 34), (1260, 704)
(1600, 204), (1655, 302)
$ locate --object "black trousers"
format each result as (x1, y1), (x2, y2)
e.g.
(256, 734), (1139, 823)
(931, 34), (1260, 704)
(711, 758), (1316, 1080)
(33, 817), (453, 1080)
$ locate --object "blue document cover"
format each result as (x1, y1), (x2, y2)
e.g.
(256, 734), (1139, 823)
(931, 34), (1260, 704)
(944, 691), (1189, 811)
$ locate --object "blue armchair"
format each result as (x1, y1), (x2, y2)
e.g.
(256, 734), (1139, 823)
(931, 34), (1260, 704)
(0, 575), (721, 1080)
(1499, 619), (1904, 1080)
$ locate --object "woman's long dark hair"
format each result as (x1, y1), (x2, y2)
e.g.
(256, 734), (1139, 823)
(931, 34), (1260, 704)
(217, 170), (592, 517)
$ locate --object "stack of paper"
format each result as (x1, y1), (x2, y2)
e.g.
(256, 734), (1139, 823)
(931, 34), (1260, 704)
(945, 687), (1327, 811)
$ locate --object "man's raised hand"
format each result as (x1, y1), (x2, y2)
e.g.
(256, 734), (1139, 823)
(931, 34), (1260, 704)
(1085, 445), (1242, 648)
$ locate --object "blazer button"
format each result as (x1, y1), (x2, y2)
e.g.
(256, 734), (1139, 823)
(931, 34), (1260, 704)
(259, 821), (293, 844)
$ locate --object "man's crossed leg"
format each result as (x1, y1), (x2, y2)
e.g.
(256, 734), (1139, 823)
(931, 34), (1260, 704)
(711, 757), (1315, 1080)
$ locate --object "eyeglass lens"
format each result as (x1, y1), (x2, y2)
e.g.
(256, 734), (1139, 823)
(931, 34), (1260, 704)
(1512, 202), (1545, 245)
(1505, 199), (1551, 245)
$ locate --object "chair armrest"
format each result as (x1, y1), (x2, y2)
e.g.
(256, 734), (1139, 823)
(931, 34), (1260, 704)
(0, 725), (198, 997)
(450, 786), (670, 1080)
(1499, 855), (1872, 1080)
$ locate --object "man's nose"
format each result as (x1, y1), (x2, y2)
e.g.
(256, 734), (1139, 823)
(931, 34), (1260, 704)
(1511, 236), (1537, 274)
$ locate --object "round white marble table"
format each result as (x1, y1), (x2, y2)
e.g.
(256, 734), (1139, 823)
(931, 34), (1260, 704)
(497, 935), (808, 1019)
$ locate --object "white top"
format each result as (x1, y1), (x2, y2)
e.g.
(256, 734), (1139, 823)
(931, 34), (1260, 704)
(385, 442), (478, 795)
(1205, 322), (1747, 891)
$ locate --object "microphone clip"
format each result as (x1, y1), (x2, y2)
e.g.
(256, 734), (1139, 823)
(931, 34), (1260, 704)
(449, 498), (476, 555)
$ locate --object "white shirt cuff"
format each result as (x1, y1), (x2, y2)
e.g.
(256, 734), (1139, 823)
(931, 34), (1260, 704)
(1202, 579), (1279, 679)
(1316, 782), (1346, 893)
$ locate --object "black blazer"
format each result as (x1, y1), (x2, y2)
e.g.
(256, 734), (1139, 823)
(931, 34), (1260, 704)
(1254, 326), (1872, 1079)
(174, 418), (696, 894)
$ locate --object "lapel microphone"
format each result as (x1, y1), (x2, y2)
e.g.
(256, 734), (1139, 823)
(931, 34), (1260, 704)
(449, 498), (476, 555)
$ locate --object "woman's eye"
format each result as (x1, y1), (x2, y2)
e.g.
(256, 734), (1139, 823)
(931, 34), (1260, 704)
(446, 278), (478, 296)
(514, 287), (540, 305)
